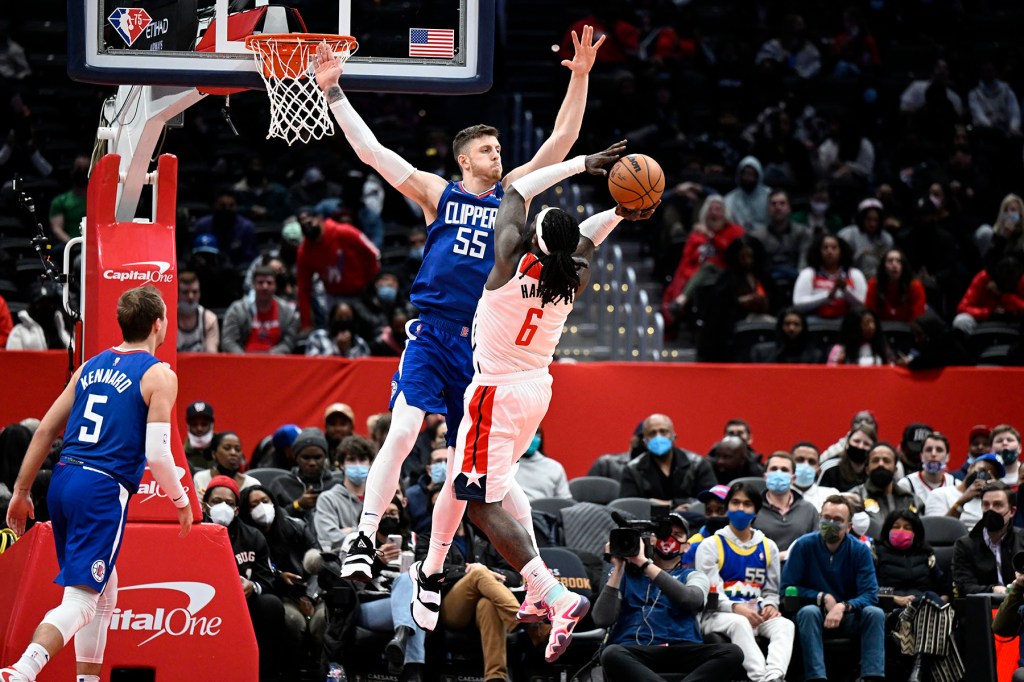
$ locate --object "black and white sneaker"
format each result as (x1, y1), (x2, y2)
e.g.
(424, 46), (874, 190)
(340, 532), (375, 581)
(409, 561), (444, 631)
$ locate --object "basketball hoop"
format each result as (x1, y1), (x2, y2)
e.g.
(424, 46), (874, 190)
(245, 33), (358, 145)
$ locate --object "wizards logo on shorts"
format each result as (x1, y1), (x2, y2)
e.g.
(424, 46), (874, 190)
(108, 8), (152, 47)
(91, 559), (107, 583)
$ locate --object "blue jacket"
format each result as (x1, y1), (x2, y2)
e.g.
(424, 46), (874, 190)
(781, 531), (879, 612)
(608, 566), (704, 646)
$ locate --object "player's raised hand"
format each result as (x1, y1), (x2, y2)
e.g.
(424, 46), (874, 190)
(585, 140), (627, 176)
(314, 41), (344, 92)
(561, 24), (606, 75)
(615, 200), (661, 221)
(6, 490), (34, 537)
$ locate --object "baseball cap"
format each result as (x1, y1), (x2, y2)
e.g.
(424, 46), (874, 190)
(901, 423), (933, 455)
(324, 403), (355, 424)
(974, 453), (1007, 479)
(667, 511), (690, 536)
(293, 427), (329, 456)
(206, 475), (240, 500)
(272, 424), (301, 450)
(697, 485), (731, 504)
(969, 425), (991, 442)
(193, 233), (219, 254)
(187, 401), (214, 423)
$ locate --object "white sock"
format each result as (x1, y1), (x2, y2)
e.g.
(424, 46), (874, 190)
(13, 642), (49, 678)
(78, 676), (100, 682)
(520, 556), (565, 603)
(422, 481), (466, 575)
(357, 396), (424, 538)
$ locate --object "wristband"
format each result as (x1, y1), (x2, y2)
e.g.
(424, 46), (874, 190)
(639, 559), (653, 571)
(293, 500), (301, 510)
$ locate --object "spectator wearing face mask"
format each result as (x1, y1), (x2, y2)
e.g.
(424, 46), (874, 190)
(992, 424), (1023, 487)
(952, 482), (1024, 595)
(269, 427), (334, 523)
(177, 271), (220, 353)
(925, 454), (1004, 531)
(791, 442), (839, 512)
(407, 446), (448, 533)
(305, 302), (371, 358)
(954, 425), (994, 481)
(757, 452), (820, 560)
(514, 430), (570, 501)
(681, 485), (731, 566)
(976, 194), (1024, 265)
(897, 432), (956, 500)
(354, 271), (410, 342)
(315, 435), (376, 551)
(968, 63), (1021, 137)
(184, 400), (216, 472)
(819, 423), (877, 493)
(848, 444), (923, 538)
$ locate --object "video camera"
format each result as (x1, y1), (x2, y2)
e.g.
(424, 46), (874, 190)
(608, 511), (675, 558)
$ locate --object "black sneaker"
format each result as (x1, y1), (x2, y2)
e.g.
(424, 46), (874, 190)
(340, 532), (375, 581)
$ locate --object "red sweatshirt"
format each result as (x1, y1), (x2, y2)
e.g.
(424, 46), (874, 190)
(297, 219), (381, 328)
(865, 278), (927, 322)
(957, 270), (1024, 321)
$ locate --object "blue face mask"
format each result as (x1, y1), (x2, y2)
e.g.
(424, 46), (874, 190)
(523, 434), (542, 457)
(794, 463), (817, 488)
(923, 460), (946, 475)
(409, 246), (425, 261)
(429, 461), (447, 484)
(728, 509), (756, 530)
(377, 285), (398, 303)
(646, 435), (673, 457)
(1001, 449), (1020, 467)
(345, 464), (370, 486)
(766, 470), (792, 494)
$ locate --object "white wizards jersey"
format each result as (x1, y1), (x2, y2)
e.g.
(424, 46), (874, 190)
(471, 253), (574, 375)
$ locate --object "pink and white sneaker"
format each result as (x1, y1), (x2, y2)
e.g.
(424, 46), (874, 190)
(516, 587), (549, 623)
(544, 592), (590, 663)
(0, 668), (31, 682)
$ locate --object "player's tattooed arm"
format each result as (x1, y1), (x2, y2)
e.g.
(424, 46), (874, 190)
(326, 86), (345, 104)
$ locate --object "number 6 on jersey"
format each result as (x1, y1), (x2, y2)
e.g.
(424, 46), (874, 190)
(516, 308), (544, 346)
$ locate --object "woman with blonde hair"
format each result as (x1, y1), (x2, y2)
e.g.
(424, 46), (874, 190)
(976, 192), (1024, 261)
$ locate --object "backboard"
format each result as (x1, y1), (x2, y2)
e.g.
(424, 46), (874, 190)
(68, 0), (493, 93)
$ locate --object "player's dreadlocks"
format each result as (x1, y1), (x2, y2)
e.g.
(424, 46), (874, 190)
(521, 208), (585, 307)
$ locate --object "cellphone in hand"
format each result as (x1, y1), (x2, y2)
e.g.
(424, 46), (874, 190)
(387, 534), (403, 549)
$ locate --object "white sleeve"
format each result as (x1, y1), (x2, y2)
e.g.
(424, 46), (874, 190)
(792, 268), (830, 312)
(328, 99), (416, 187)
(509, 156), (586, 201)
(579, 209), (623, 247)
(846, 268), (868, 304)
(145, 423), (188, 508)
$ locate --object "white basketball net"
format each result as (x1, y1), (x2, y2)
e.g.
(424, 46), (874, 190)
(247, 35), (358, 146)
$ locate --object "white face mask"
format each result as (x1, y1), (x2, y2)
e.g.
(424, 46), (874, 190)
(250, 501), (276, 527)
(189, 430), (214, 450)
(209, 502), (235, 527)
(851, 511), (871, 536)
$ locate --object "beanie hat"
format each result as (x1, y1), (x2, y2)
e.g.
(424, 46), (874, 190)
(206, 475), (240, 500)
(273, 424), (302, 450)
(293, 427), (328, 456)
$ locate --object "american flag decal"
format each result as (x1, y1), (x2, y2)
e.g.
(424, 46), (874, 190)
(409, 28), (455, 59)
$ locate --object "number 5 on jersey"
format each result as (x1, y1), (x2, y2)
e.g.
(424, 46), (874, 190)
(453, 227), (488, 259)
(78, 394), (109, 443)
(516, 308), (544, 346)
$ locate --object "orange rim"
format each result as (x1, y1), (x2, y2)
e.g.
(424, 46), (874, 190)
(244, 33), (358, 80)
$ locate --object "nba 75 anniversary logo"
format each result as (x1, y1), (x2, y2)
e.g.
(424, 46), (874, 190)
(108, 8), (152, 47)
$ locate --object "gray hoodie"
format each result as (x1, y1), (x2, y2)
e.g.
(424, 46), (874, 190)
(314, 483), (364, 551)
(724, 155), (771, 232)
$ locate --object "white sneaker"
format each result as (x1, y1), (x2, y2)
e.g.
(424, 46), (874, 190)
(545, 591), (590, 663)
(0, 668), (31, 682)
(516, 585), (549, 623)
(409, 561), (444, 631)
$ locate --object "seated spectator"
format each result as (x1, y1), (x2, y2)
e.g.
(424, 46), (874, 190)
(822, 410), (878, 463)
(353, 271), (409, 342)
(253, 423), (300, 470)
(755, 14), (820, 80)
(268, 427), (335, 523)
(407, 446), (447, 533)
(819, 424), (877, 493)
(234, 157), (293, 222)
(697, 482), (794, 682)
(865, 248), (927, 322)
(620, 414), (717, 512)
(757, 452), (819, 558)
(793, 234), (867, 319)
(403, 415), (447, 488)
(816, 116), (875, 185)
(926, 454), (1004, 530)
(305, 302), (371, 358)
(682, 485), (731, 565)
(193, 432), (260, 499)
(6, 284), (70, 351)
(897, 422), (933, 477)
(992, 424), (1023, 486)
(827, 308), (894, 366)
(177, 271), (219, 353)
(239, 485), (325, 678)
(514, 430), (570, 501)
(976, 193), (1024, 264)
(953, 425), (993, 481)
(849, 443), (924, 536)
(751, 307), (824, 363)
(193, 190), (259, 268)
(184, 400), (216, 472)
(792, 182), (845, 235)
(369, 308), (410, 357)
(968, 63), (1021, 136)
(203, 476), (285, 682)
(897, 432), (956, 500)
(791, 442), (839, 512)
(709, 435), (764, 486)
(782, 495), (885, 682)
(221, 266), (299, 354)
(323, 403), (356, 464)
(952, 253), (1024, 335)
(952, 482), (1024, 595)
(724, 156), (771, 232)
(315, 435), (376, 551)
(837, 199), (892, 278)
(593, 514), (744, 681)
(900, 59), (963, 116)
(901, 310), (974, 370)
(748, 108), (815, 189)
(832, 7), (881, 78)
(588, 422), (645, 482)
(753, 190), (812, 288)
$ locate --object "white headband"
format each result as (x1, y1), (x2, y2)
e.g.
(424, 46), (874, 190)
(534, 207), (556, 255)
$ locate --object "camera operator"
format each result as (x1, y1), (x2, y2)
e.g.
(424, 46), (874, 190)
(992, 553), (1024, 682)
(594, 513), (744, 681)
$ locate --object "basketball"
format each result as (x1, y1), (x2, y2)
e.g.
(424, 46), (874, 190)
(607, 154), (665, 211)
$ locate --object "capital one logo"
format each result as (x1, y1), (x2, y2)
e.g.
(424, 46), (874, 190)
(108, 8), (152, 47)
(103, 260), (174, 284)
(137, 465), (189, 503)
(113, 582), (220, 645)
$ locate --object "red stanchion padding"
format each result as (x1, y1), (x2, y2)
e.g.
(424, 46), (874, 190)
(0, 522), (258, 681)
(993, 608), (1020, 681)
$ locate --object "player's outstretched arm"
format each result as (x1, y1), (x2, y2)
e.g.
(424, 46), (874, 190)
(503, 25), (605, 187)
(5, 366), (82, 535)
(142, 363), (193, 537)
(314, 43), (447, 221)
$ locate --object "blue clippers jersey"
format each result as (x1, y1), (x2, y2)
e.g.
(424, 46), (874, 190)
(62, 349), (161, 488)
(410, 181), (503, 326)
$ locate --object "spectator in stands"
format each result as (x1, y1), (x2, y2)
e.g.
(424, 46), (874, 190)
(748, 108), (816, 189)
(792, 182), (845, 235)
(898, 432), (956, 500)
(757, 452), (819, 558)
(793, 233), (867, 320)
(594, 513), (745, 681)
(683, 485), (731, 557)
(953, 425), (992, 481)
(723, 418), (760, 459)
(6, 283), (69, 351)
(952, 253), (1024, 334)
(926, 453), (1004, 531)
(620, 413), (718, 512)
(900, 59), (963, 116)
(709, 435), (763, 486)
(698, 482), (794, 682)
(514, 429), (571, 501)
(221, 266), (299, 354)
(837, 199), (892, 278)
(865, 248), (927, 322)
(193, 432), (260, 500)
(791, 442), (839, 512)
(832, 6), (881, 78)
(369, 307), (410, 357)
(203, 476), (285, 682)
(822, 410), (878, 463)
(900, 310), (974, 370)
(782, 494), (885, 682)
(588, 421), (645, 482)
(827, 307), (894, 366)
(820, 424), (877, 493)
(558, 9), (638, 66)
(233, 157), (293, 222)
(396, 226), (427, 291)
(354, 271), (409, 341)
(897, 422), (933, 475)
(755, 14), (820, 80)
(407, 446), (447, 533)
(754, 190), (812, 287)
(952, 482), (1024, 595)
(849, 443), (924, 535)
(816, 115), (876, 186)
(724, 156), (770, 232)
(403, 415), (446, 487)
(975, 193), (1024, 263)
(177, 270), (219, 353)
(270, 427), (334, 523)
(751, 307), (823, 363)
(48, 155), (89, 245)
(289, 166), (342, 214)
(193, 190), (259, 268)
(184, 400), (216, 472)
(968, 63), (1021, 136)
(323, 403), (355, 466)
(992, 424), (1022, 486)
(295, 208), (381, 333)
(315, 435), (376, 551)
(253, 423), (300, 470)
(0, 292), (10, 348)
(186, 233), (242, 309)
(305, 301), (371, 359)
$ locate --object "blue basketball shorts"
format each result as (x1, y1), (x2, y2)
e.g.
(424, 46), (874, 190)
(48, 462), (131, 592)
(389, 317), (474, 448)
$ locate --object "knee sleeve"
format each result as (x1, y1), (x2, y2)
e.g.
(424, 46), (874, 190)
(74, 569), (118, 664)
(42, 585), (101, 647)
